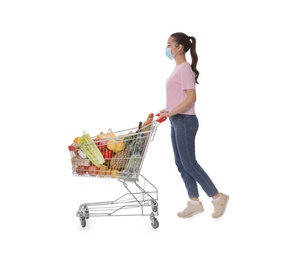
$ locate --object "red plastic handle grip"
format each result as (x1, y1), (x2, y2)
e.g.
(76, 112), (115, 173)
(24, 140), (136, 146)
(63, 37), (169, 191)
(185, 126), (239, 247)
(155, 113), (167, 123)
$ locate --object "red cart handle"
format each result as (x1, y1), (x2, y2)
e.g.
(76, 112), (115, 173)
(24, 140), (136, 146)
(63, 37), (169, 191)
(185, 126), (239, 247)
(155, 113), (167, 123)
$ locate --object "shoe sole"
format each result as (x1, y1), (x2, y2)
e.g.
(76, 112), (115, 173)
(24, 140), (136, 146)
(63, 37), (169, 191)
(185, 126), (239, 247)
(212, 195), (229, 219)
(177, 208), (205, 218)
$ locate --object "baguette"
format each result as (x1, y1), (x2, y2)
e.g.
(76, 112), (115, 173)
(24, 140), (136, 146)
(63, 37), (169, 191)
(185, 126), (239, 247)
(141, 113), (154, 132)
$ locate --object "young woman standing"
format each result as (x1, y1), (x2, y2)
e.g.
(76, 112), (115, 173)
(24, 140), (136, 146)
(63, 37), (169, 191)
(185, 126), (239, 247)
(159, 32), (229, 218)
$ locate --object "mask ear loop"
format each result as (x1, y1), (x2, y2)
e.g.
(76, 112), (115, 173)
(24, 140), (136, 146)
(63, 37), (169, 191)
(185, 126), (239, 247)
(173, 43), (182, 57)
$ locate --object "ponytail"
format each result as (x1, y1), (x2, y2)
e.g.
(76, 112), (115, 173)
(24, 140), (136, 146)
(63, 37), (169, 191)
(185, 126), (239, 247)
(188, 36), (199, 84)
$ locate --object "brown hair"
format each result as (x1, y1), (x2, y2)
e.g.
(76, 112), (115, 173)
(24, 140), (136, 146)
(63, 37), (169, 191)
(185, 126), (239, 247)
(171, 32), (199, 84)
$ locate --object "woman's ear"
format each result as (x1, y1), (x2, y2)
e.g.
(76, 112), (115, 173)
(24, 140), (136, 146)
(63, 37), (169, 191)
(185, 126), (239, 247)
(177, 44), (184, 51)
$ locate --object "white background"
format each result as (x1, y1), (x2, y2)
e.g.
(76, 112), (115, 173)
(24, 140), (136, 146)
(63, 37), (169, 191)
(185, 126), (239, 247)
(1, 0), (290, 259)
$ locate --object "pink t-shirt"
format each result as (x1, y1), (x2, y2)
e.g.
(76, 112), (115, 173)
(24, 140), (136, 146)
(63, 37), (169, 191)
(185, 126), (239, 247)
(165, 61), (196, 115)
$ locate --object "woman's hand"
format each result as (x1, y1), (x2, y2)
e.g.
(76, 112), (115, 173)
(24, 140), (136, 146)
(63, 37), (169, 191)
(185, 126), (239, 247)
(159, 110), (171, 118)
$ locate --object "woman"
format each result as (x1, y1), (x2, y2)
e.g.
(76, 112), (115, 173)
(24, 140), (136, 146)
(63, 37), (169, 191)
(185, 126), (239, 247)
(159, 32), (229, 218)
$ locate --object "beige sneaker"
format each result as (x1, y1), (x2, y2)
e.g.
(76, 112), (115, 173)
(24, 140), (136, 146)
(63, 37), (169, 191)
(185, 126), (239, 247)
(211, 193), (229, 218)
(177, 201), (205, 218)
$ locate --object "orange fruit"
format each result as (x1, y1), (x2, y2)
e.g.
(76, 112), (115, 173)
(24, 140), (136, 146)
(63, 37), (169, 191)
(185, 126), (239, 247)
(73, 137), (80, 144)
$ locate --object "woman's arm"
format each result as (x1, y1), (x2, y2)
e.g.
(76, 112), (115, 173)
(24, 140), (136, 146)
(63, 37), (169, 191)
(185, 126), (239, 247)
(160, 89), (196, 118)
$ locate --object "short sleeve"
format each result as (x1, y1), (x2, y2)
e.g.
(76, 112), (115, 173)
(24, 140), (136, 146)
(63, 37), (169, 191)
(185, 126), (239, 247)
(180, 63), (196, 90)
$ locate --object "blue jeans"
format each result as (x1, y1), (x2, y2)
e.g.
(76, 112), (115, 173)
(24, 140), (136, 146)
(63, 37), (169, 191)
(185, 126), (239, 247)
(169, 114), (219, 198)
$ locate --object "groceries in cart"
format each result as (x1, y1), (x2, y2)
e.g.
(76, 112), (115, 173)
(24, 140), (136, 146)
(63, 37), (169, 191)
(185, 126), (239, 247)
(68, 113), (155, 181)
(68, 112), (167, 229)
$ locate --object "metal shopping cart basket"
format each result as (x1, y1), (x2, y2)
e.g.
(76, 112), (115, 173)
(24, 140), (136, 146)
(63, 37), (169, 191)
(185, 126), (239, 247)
(68, 114), (166, 229)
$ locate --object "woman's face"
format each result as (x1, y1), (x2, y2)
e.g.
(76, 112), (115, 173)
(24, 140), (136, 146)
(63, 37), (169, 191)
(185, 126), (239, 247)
(166, 36), (179, 55)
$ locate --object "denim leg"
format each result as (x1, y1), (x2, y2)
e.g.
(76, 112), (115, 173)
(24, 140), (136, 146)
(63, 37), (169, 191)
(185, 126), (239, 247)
(170, 115), (219, 198)
(171, 124), (199, 197)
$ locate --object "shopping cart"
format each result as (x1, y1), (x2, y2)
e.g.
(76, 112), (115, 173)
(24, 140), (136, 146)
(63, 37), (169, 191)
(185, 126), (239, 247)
(68, 114), (166, 229)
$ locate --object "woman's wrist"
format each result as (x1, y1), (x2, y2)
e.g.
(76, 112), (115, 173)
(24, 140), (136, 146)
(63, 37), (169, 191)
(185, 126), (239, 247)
(168, 111), (176, 116)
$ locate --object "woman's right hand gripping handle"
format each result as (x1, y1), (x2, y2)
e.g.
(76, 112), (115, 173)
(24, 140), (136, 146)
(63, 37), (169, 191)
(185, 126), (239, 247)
(155, 113), (167, 123)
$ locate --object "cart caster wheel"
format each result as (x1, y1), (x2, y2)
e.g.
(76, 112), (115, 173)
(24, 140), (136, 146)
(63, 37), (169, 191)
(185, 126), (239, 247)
(151, 218), (159, 229)
(80, 217), (86, 228)
(151, 200), (158, 212)
(150, 213), (159, 229)
(84, 206), (89, 219)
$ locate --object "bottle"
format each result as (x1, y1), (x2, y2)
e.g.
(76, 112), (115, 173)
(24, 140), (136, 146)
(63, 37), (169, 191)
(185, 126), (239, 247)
(135, 133), (146, 154)
(125, 150), (142, 176)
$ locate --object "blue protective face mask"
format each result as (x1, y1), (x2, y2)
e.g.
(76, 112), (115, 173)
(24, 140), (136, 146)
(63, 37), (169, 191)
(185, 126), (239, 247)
(165, 48), (174, 60)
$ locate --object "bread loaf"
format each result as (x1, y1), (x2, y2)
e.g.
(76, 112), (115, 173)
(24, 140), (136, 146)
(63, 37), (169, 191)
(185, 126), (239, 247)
(97, 132), (116, 140)
(141, 113), (154, 132)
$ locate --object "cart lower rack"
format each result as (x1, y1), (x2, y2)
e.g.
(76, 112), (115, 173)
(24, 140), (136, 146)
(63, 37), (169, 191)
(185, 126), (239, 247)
(68, 115), (166, 229)
(77, 173), (159, 229)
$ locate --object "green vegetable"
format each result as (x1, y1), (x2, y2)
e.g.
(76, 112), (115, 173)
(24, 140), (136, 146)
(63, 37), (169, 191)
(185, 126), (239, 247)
(123, 135), (135, 145)
(78, 131), (105, 167)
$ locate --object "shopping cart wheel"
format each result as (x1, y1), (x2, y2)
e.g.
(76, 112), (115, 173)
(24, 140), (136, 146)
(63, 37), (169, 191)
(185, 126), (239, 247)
(151, 218), (159, 229)
(151, 199), (158, 212)
(84, 206), (89, 219)
(80, 217), (86, 228)
(150, 212), (159, 229)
